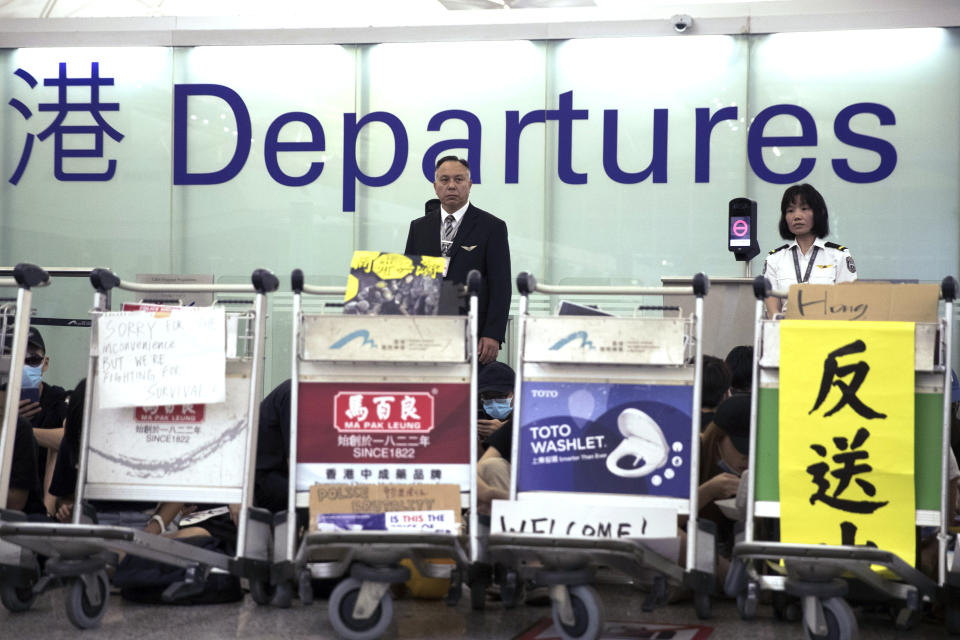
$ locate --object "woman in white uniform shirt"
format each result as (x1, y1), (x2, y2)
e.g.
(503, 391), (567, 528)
(763, 184), (857, 318)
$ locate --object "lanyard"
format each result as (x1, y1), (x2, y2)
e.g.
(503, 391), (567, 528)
(792, 245), (820, 284)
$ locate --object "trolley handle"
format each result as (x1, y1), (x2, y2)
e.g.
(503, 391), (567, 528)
(252, 269), (279, 294)
(12, 263), (49, 290)
(290, 268), (348, 296)
(89, 268), (277, 295)
(467, 269), (482, 296)
(0, 266), (102, 278)
(516, 271), (711, 298)
(942, 275), (958, 302)
(291, 269), (305, 294)
(517, 271), (537, 296)
(752, 275), (789, 301)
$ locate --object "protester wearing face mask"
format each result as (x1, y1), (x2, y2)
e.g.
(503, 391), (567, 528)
(10, 327), (70, 514)
(477, 361), (515, 443)
(474, 362), (516, 515)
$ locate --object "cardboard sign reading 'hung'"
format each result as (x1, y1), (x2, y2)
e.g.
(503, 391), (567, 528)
(786, 283), (939, 322)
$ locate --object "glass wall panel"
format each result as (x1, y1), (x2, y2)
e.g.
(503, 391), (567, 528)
(1, 29), (958, 391)
(0, 47), (172, 387)
(747, 28), (960, 282)
(357, 40), (548, 281)
(548, 36), (751, 284)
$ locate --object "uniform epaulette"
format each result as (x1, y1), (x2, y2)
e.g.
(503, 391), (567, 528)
(768, 244), (789, 255)
(824, 241), (848, 251)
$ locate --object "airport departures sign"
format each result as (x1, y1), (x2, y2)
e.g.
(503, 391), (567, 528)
(6, 59), (897, 212)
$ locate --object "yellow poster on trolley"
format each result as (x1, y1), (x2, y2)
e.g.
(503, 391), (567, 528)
(779, 320), (915, 564)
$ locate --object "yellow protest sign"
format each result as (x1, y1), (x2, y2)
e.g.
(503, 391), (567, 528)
(779, 320), (915, 564)
(344, 251), (446, 316)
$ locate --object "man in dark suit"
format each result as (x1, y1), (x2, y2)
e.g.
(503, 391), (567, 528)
(404, 156), (511, 364)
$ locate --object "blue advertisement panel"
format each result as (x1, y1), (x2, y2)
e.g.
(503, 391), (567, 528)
(517, 381), (694, 497)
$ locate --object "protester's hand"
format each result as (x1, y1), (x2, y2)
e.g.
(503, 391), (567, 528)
(705, 473), (741, 503)
(55, 502), (73, 523)
(229, 503), (240, 526)
(18, 398), (41, 420)
(478, 337), (499, 365)
(477, 418), (503, 439)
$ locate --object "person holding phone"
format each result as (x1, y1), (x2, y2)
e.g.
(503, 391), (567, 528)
(476, 361), (515, 444)
(9, 327), (70, 514)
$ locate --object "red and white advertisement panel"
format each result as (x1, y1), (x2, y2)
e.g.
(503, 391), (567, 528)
(297, 382), (471, 490)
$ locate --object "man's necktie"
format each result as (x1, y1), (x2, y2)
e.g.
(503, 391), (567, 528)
(441, 214), (455, 257)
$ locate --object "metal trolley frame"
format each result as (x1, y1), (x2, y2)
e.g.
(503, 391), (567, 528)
(0, 264), (50, 614)
(486, 272), (713, 640)
(729, 275), (958, 639)
(0, 267), (278, 629)
(275, 268), (482, 640)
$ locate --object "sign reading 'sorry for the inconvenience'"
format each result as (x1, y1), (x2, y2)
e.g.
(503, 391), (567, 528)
(96, 307), (226, 409)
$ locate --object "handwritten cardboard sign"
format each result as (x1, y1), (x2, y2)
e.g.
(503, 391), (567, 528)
(308, 483), (461, 531)
(490, 498), (676, 540)
(96, 307), (226, 409)
(786, 283), (939, 322)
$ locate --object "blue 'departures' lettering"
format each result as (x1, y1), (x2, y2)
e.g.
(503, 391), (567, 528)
(157, 84), (900, 212)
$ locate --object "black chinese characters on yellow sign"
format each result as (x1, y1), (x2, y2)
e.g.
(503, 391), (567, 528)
(780, 320), (915, 564)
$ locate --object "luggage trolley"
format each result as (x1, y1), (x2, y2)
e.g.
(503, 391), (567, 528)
(729, 275), (958, 639)
(278, 268), (482, 639)
(0, 264), (50, 614)
(0, 267), (279, 629)
(487, 272), (715, 640)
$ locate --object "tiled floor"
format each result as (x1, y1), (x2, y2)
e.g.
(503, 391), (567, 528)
(1, 581), (955, 639)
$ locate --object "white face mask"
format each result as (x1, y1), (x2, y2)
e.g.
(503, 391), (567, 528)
(22, 364), (43, 389)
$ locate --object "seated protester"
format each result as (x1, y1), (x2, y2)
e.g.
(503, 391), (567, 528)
(255, 378), (292, 515)
(698, 393), (750, 568)
(476, 411), (513, 517)
(724, 345), (753, 395)
(7, 418), (46, 517)
(477, 361), (515, 447)
(11, 328), (70, 514)
(0, 387), (46, 516)
(48, 378), (84, 520)
(700, 355), (732, 431)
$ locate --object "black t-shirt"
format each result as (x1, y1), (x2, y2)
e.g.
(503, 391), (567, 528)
(11, 417), (45, 514)
(484, 417), (513, 463)
(48, 379), (84, 498)
(254, 379), (291, 514)
(31, 382), (69, 430)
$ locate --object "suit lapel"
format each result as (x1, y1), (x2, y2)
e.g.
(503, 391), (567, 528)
(447, 204), (479, 263)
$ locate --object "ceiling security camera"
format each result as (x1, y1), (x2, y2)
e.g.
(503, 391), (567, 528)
(671, 14), (693, 33)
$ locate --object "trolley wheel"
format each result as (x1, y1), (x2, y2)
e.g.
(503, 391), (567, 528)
(736, 582), (758, 621)
(298, 570), (314, 606)
(1, 583), (37, 613)
(550, 585), (604, 640)
(249, 578), (274, 605)
(272, 580), (294, 608)
(328, 577), (392, 640)
(694, 590), (712, 620)
(64, 571), (109, 630)
(802, 597), (857, 640)
(893, 607), (920, 631)
(947, 600), (960, 636)
(773, 592), (802, 622)
(500, 570), (520, 609)
(468, 579), (485, 611)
